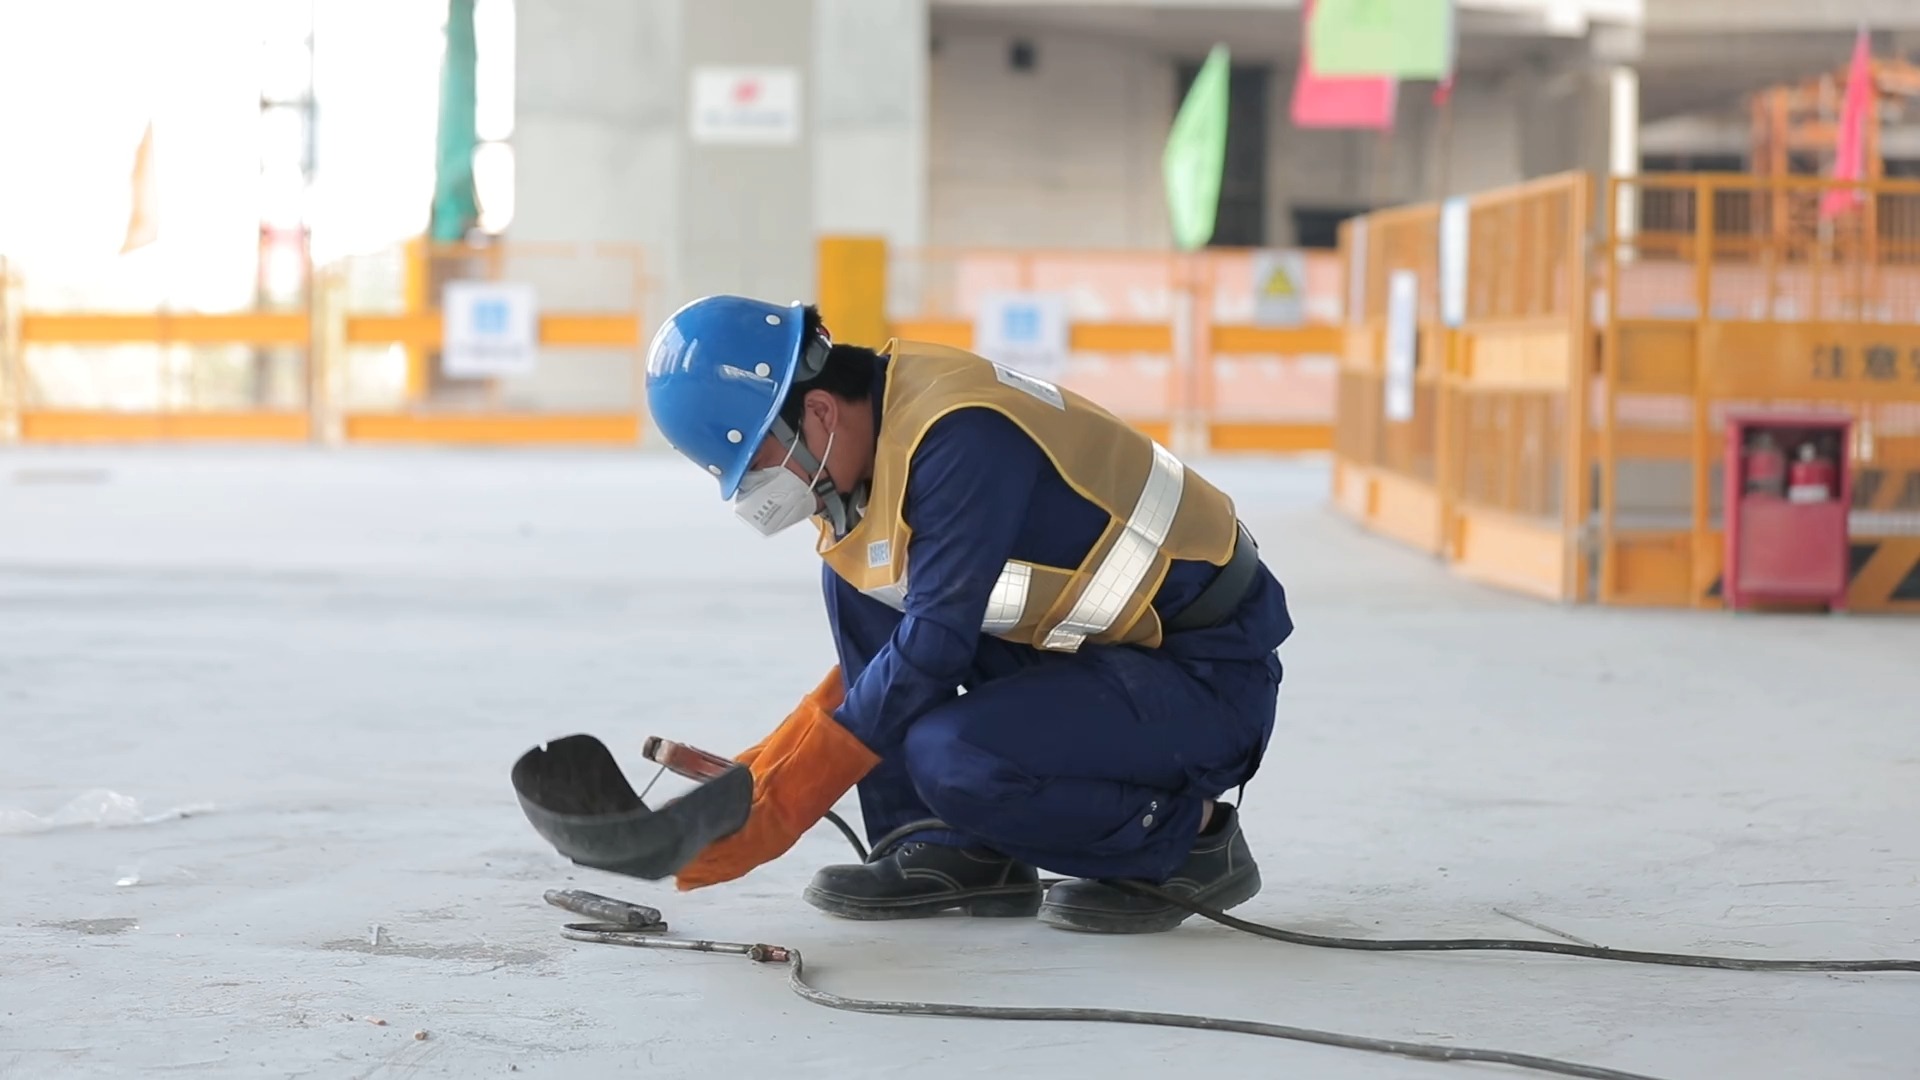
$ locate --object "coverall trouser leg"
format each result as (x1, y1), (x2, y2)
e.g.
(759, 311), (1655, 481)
(826, 570), (1279, 883)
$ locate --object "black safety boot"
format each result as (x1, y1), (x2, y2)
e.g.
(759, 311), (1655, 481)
(803, 839), (1044, 920)
(1037, 803), (1260, 934)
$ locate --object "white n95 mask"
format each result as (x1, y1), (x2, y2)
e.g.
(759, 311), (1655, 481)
(732, 466), (819, 536)
(732, 431), (834, 536)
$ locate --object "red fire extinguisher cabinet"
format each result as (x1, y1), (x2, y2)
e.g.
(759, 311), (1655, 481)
(1722, 409), (1852, 611)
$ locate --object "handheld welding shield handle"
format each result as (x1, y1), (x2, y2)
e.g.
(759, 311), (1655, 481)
(642, 737), (738, 783)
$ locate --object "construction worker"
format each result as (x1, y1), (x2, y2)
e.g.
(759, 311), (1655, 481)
(644, 295), (1292, 933)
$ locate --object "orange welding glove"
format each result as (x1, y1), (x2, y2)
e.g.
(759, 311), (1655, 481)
(675, 667), (880, 891)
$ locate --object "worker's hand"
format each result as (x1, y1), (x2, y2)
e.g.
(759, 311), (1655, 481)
(675, 667), (879, 891)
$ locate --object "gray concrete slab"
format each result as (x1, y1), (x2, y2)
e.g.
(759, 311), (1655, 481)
(1, 448), (1916, 1080)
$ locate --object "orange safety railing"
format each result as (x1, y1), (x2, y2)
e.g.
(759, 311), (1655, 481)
(1331, 201), (1447, 552)
(1600, 173), (1920, 612)
(891, 246), (1187, 445)
(844, 243), (1345, 452)
(0, 240), (652, 446)
(0, 229), (318, 441)
(1448, 174), (1594, 601)
(10, 301), (316, 444)
(1333, 173), (1594, 601)
(1198, 251), (1346, 452)
(9, 238), (1341, 450)
(327, 240), (651, 446)
(1332, 169), (1920, 613)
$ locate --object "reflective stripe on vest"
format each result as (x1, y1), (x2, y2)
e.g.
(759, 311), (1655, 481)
(1041, 442), (1184, 651)
(855, 444), (1182, 644)
(861, 560), (1034, 634)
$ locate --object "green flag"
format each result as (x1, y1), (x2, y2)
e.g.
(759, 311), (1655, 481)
(430, 0), (481, 242)
(1163, 45), (1231, 252)
(1308, 0), (1453, 80)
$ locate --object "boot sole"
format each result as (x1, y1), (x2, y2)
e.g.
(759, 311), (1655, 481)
(803, 883), (1044, 921)
(1036, 864), (1262, 935)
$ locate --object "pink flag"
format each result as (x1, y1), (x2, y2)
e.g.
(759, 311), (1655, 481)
(1820, 28), (1872, 220)
(1291, 0), (1398, 130)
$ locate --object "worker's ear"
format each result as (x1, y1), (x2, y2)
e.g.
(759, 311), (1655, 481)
(802, 388), (840, 436)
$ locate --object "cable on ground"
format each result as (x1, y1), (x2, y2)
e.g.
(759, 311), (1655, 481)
(544, 811), (1916, 1080)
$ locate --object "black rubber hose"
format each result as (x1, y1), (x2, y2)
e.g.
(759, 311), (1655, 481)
(776, 947), (1669, 1080)
(549, 810), (1915, 1080)
(823, 808), (870, 862)
(842, 813), (1920, 974)
(1120, 882), (1920, 973)
(551, 758), (1916, 1080)
(561, 920), (1671, 1080)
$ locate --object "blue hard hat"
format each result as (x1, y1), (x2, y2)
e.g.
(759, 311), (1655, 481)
(645, 295), (809, 499)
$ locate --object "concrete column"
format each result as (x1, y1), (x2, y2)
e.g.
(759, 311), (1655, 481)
(678, 0), (816, 308)
(1516, 65), (1590, 179)
(516, 0), (929, 315)
(509, 0), (682, 410)
(511, 0), (928, 409)
(814, 0), (928, 249)
(513, 0), (681, 267)
(1433, 74), (1524, 197)
(1510, 30), (1640, 201)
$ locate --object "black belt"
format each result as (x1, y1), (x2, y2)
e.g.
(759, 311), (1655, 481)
(1164, 522), (1259, 634)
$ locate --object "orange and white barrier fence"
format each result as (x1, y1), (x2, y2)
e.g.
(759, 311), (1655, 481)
(7, 238), (1343, 452)
(1, 240), (650, 447)
(818, 240), (1348, 455)
(1329, 170), (1920, 613)
(1597, 174), (1920, 613)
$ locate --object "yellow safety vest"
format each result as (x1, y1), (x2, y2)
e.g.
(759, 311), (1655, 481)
(815, 340), (1239, 652)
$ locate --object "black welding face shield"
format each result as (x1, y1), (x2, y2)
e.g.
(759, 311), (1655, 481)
(511, 734), (752, 880)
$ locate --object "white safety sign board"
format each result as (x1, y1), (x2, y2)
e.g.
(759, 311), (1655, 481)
(443, 281), (540, 379)
(973, 292), (1070, 380)
(691, 67), (801, 145)
(1439, 196), (1469, 328)
(1383, 270), (1419, 422)
(1252, 249), (1308, 326)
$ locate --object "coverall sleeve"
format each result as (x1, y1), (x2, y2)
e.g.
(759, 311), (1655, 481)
(830, 407), (1041, 754)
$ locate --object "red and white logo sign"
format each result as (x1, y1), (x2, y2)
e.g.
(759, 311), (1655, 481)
(691, 67), (800, 146)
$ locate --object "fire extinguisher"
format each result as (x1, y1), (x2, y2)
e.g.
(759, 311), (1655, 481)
(1746, 432), (1787, 497)
(1788, 441), (1837, 503)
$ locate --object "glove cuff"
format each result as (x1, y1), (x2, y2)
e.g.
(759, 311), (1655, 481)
(757, 693), (879, 834)
(732, 666), (846, 769)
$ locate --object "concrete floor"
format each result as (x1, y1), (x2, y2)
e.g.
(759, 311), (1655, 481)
(2, 447), (1916, 1080)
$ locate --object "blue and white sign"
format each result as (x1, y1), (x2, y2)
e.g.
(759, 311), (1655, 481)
(444, 281), (539, 379)
(974, 292), (1070, 379)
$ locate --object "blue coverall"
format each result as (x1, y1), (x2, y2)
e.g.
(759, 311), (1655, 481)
(824, 359), (1294, 883)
